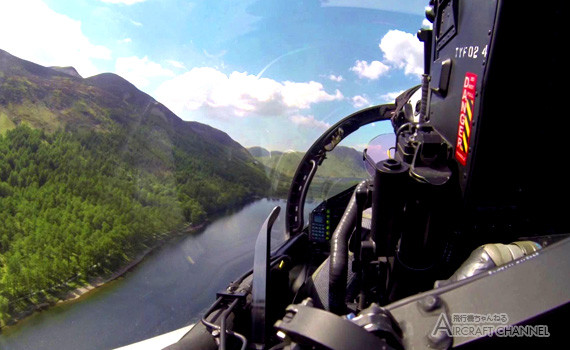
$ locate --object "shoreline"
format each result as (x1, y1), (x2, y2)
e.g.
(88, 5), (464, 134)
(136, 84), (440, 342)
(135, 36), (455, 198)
(61, 221), (206, 302)
(0, 195), (267, 331)
(1, 222), (207, 331)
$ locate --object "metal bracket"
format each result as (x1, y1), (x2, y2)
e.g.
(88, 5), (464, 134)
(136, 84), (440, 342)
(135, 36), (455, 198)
(275, 301), (395, 350)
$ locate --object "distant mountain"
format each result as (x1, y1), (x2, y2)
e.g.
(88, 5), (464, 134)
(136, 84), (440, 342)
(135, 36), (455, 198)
(249, 145), (366, 178)
(248, 146), (271, 157)
(0, 48), (269, 324)
(248, 145), (367, 198)
(0, 48), (261, 174)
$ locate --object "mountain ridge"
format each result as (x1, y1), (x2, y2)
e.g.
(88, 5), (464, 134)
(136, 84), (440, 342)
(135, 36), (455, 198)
(0, 48), (269, 325)
(49, 66), (82, 79)
(0, 49), (242, 146)
(248, 145), (367, 199)
(248, 145), (366, 178)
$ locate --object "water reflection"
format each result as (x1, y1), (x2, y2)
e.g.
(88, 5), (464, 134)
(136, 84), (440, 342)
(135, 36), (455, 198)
(0, 199), (315, 350)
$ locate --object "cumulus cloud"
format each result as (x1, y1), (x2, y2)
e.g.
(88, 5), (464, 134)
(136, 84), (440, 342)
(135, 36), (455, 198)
(379, 30), (423, 76)
(289, 115), (331, 130)
(328, 74), (344, 82)
(380, 90), (405, 103)
(351, 29), (423, 80)
(350, 60), (390, 80)
(281, 80), (343, 109)
(351, 95), (371, 108)
(0, 0), (111, 77)
(155, 67), (343, 118)
(115, 56), (174, 88)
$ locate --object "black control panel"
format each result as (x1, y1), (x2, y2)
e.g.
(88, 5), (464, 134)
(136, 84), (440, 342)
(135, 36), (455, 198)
(309, 186), (355, 243)
(309, 206), (332, 242)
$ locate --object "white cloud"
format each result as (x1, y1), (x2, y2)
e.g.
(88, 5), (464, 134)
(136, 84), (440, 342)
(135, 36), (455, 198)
(351, 95), (370, 108)
(328, 74), (344, 82)
(351, 30), (424, 80)
(115, 56), (174, 88)
(0, 0), (111, 77)
(166, 60), (187, 70)
(289, 115), (331, 130)
(118, 38), (132, 44)
(379, 30), (423, 76)
(281, 81), (343, 109)
(129, 19), (143, 26)
(422, 19), (433, 30)
(154, 67), (343, 119)
(98, 0), (147, 5)
(350, 60), (389, 80)
(203, 49), (228, 59)
(380, 90), (405, 103)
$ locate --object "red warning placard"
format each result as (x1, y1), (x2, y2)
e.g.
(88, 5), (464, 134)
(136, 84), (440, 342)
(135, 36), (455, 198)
(455, 72), (477, 166)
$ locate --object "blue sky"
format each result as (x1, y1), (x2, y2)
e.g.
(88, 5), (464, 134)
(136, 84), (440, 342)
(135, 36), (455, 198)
(0, 0), (428, 151)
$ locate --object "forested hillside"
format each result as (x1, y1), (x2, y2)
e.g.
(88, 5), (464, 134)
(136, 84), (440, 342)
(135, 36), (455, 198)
(0, 49), (269, 325)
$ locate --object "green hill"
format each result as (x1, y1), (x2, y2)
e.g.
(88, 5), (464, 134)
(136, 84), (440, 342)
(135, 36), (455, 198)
(249, 145), (368, 199)
(0, 49), (269, 325)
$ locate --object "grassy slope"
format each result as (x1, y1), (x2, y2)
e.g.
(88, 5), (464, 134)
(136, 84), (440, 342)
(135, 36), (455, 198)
(0, 111), (16, 134)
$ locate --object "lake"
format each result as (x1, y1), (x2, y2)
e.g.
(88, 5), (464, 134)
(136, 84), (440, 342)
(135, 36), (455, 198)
(0, 198), (313, 350)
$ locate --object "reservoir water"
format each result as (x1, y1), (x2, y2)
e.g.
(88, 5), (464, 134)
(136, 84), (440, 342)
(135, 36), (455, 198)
(0, 198), (312, 350)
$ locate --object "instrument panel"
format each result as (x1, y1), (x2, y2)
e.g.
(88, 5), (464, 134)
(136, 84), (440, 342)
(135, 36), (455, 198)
(308, 186), (356, 243)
